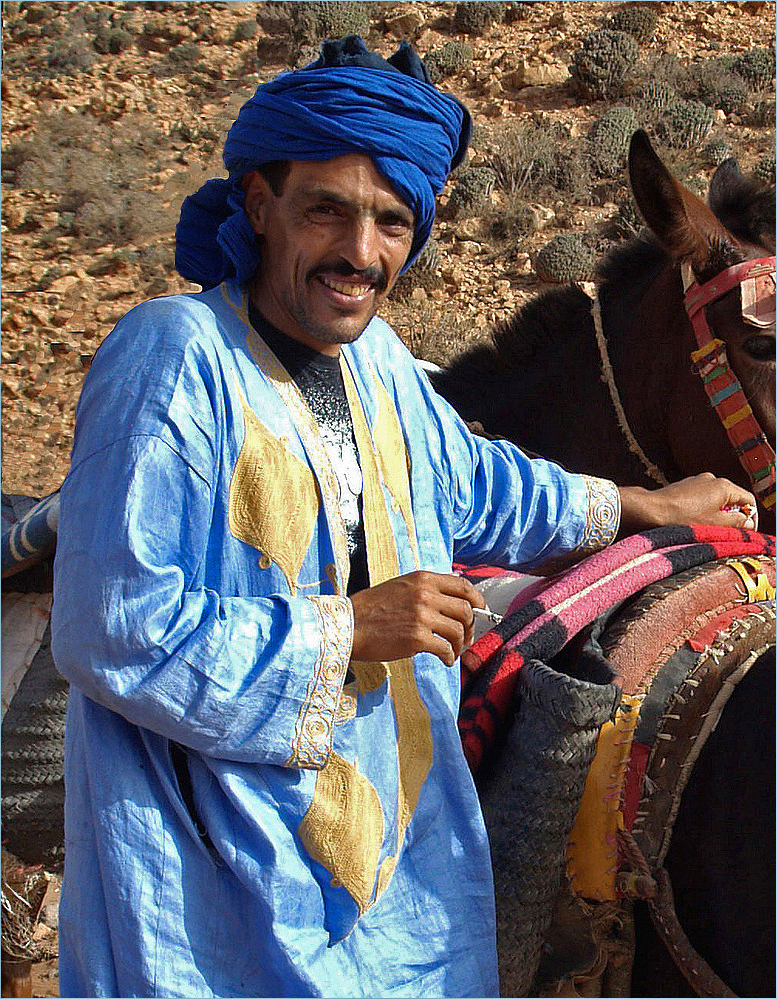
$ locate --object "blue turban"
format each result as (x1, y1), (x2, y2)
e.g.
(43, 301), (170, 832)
(175, 36), (472, 290)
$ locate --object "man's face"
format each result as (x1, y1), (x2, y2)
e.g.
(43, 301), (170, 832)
(244, 154), (415, 355)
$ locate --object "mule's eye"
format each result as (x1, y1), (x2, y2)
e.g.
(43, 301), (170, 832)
(744, 335), (776, 361)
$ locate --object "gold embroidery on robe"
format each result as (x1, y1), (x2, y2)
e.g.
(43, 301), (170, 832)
(345, 361), (431, 902)
(335, 683), (358, 725)
(578, 475), (620, 553)
(228, 390), (321, 595)
(349, 659), (390, 694)
(221, 283), (431, 922)
(221, 285), (351, 596)
(299, 751), (384, 913)
(246, 324), (351, 597)
(371, 377), (420, 568)
(287, 595), (354, 769)
(533, 476), (621, 575)
(299, 360), (429, 921)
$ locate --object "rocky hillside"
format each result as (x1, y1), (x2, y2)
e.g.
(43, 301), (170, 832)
(2, 0), (775, 499)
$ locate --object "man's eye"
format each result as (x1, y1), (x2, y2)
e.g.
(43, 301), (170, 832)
(382, 216), (412, 234)
(311, 204), (338, 217)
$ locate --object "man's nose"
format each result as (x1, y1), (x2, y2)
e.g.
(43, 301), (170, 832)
(340, 218), (378, 271)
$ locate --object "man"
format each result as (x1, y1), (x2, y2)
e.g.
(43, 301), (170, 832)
(52, 37), (757, 999)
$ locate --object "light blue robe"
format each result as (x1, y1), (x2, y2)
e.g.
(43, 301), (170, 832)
(51, 280), (619, 998)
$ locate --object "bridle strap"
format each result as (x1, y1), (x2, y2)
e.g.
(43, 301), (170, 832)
(682, 257), (776, 512)
(683, 257), (775, 318)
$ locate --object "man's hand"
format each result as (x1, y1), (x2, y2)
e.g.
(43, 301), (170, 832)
(618, 473), (759, 537)
(349, 571), (487, 667)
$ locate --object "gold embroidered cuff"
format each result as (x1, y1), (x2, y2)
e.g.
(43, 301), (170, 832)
(286, 595), (354, 770)
(533, 476), (620, 576)
(578, 475), (621, 554)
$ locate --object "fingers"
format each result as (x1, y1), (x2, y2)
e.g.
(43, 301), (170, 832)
(421, 593), (477, 665)
(406, 573), (485, 663)
(423, 571), (487, 611)
(349, 571), (486, 666)
(720, 500), (758, 531)
(400, 574), (484, 666)
(699, 475), (758, 529)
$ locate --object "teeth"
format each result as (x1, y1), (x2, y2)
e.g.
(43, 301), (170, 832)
(321, 277), (370, 298)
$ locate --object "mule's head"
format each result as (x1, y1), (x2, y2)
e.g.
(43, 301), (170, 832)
(628, 130), (775, 530)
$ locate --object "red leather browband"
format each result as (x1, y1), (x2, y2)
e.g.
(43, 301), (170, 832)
(684, 256), (776, 318)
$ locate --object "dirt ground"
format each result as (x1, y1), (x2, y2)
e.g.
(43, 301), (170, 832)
(2, 0), (774, 499)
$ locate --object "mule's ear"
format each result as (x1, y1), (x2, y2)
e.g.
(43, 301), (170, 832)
(709, 156), (743, 194)
(708, 156), (775, 251)
(708, 157), (745, 220)
(628, 129), (732, 272)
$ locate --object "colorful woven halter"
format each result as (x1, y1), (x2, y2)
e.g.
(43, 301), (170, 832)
(682, 255), (776, 511)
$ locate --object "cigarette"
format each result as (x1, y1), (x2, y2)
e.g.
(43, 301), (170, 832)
(724, 502), (756, 518)
(472, 606), (504, 626)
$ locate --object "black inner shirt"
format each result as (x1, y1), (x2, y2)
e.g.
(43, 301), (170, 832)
(249, 303), (369, 595)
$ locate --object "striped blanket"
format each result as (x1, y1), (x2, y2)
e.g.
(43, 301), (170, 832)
(457, 524), (776, 780)
(2, 492), (59, 580)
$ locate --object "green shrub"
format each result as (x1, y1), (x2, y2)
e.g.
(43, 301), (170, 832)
(45, 37), (96, 75)
(392, 236), (443, 302)
(635, 81), (676, 112)
(569, 29), (640, 100)
(657, 99), (714, 148)
(748, 98), (775, 127)
(93, 27), (133, 55)
(692, 59), (750, 114)
(535, 233), (596, 283)
(588, 106), (638, 177)
(606, 6), (658, 45)
(613, 194), (644, 238)
(485, 193), (533, 242)
(3, 110), (170, 252)
(293, 1), (371, 42)
(632, 81), (677, 128)
(732, 47), (775, 90)
(754, 153), (775, 185)
(452, 1), (505, 34)
(231, 18), (257, 43)
(709, 80), (750, 115)
(256, 2), (294, 37)
(504, 2), (534, 23)
(167, 41), (203, 65)
(424, 41), (473, 83)
(412, 237), (440, 275)
(702, 139), (732, 166)
(447, 167), (497, 217)
(483, 123), (590, 201)
(641, 51), (684, 89)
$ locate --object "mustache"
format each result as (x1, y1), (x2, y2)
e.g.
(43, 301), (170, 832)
(309, 261), (388, 293)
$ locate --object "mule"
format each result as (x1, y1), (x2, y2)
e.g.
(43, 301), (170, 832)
(432, 130), (776, 533)
(435, 131), (775, 996)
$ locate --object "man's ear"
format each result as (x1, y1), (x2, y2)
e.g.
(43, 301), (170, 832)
(242, 170), (271, 236)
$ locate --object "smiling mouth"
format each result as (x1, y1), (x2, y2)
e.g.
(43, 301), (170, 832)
(319, 276), (373, 299)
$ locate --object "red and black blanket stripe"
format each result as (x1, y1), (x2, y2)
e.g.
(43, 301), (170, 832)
(457, 525), (776, 779)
